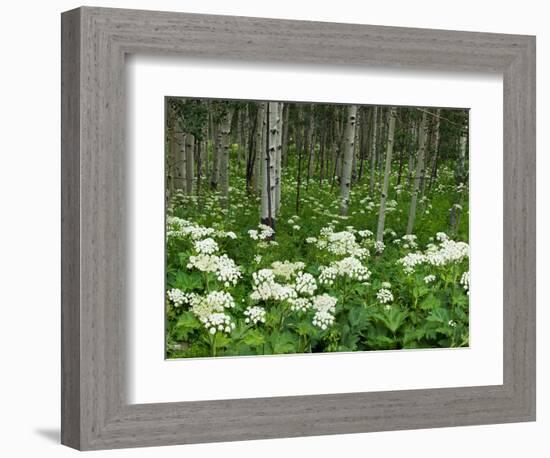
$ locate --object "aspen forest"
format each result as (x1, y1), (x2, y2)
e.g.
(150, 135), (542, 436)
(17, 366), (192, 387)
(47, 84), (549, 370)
(165, 98), (470, 358)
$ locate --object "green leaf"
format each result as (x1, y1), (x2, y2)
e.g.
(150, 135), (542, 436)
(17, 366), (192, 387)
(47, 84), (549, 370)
(420, 294), (441, 311)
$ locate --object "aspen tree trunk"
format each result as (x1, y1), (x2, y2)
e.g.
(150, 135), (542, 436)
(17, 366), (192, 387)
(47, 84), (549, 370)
(281, 104), (289, 167)
(167, 112), (179, 201)
(428, 108), (442, 191)
(358, 109), (369, 181)
(351, 109), (360, 182)
(254, 102), (266, 194)
(420, 116), (433, 199)
(450, 131), (468, 234)
(306, 106), (316, 188)
(376, 108), (397, 242)
(219, 107), (234, 207)
(185, 133), (194, 195)
(406, 111), (428, 235)
(173, 126), (185, 192)
(369, 106), (378, 194)
(339, 105), (358, 216)
(319, 127), (326, 186)
(295, 107), (305, 213)
(261, 102), (279, 231)
(274, 102), (284, 215)
(210, 122), (220, 190)
(407, 121), (418, 187)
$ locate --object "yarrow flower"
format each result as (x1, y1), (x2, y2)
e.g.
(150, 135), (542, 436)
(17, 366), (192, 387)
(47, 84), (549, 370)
(188, 291), (236, 335)
(166, 288), (194, 307)
(187, 254), (242, 287)
(293, 272), (317, 296)
(424, 274), (436, 284)
(250, 269), (297, 302)
(311, 294), (338, 330)
(248, 224), (275, 241)
(374, 241), (385, 254)
(244, 306), (266, 325)
(319, 257), (371, 285)
(398, 235), (469, 274)
(376, 288), (394, 304)
(194, 238), (219, 255)
(288, 297), (312, 313)
(271, 260), (305, 280)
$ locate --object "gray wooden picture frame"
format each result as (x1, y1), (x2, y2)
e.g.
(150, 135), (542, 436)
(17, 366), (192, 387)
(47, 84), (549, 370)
(61, 6), (536, 451)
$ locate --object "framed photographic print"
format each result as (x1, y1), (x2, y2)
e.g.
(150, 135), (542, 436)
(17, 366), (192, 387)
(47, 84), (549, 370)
(61, 6), (536, 450)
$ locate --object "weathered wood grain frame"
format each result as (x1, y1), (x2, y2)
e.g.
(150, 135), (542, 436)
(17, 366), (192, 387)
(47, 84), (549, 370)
(61, 6), (536, 451)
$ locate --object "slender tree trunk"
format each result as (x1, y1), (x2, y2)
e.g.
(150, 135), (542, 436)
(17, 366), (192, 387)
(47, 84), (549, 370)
(219, 107), (234, 207)
(369, 106), (379, 194)
(407, 122), (417, 187)
(376, 108), (397, 242)
(451, 131), (468, 234)
(295, 107), (305, 213)
(428, 108), (442, 191)
(261, 102), (279, 231)
(274, 102), (284, 215)
(406, 111), (429, 235)
(254, 103), (266, 194)
(306, 106), (316, 188)
(185, 133), (194, 195)
(281, 104), (290, 167)
(210, 122), (220, 190)
(339, 105), (358, 215)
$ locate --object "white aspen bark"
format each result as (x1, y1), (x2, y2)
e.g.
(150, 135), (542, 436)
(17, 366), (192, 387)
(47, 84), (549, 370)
(339, 105), (358, 216)
(175, 130), (186, 191)
(376, 108), (397, 242)
(306, 107), (316, 184)
(369, 106), (378, 194)
(406, 111), (429, 235)
(261, 102), (279, 230)
(219, 107), (234, 207)
(210, 122), (221, 190)
(254, 103), (266, 194)
(274, 102), (284, 214)
(451, 131), (468, 233)
(185, 132), (194, 195)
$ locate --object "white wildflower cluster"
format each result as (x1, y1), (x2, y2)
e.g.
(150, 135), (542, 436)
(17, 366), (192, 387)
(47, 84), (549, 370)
(401, 234), (418, 250)
(248, 224), (275, 241)
(288, 297), (312, 313)
(271, 260), (305, 280)
(319, 257), (371, 285)
(376, 288), (394, 304)
(460, 271), (470, 294)
(374, 241), (385, 254)
(358, 229), (373, 238)
(203, 313), (235, 335)
(214, 229), (237, 240)
(311, 294), (338, 330)
(448, 319), (457, 327)
(166, 216), (216, 240)
(187, 253), (242, 286)
(318, 266), (338, 285)
(385, 199), (399, 214)
(424, 274), (436, 284)
(193, 237), (219, 255)
(189, 291), (236, 335)
(398, 235), (469, 274)
(250, 269), (297, 302)
(316, 227), (369, 259)
(254, 255), (262, 264)
(294, 272), (318, 296)
(166, 288), (194, 307)
(305, 237), (318, 244)
(244, 306), (267, 325)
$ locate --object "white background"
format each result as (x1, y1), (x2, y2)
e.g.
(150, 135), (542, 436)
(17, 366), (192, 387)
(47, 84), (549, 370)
(0, 0), (546, 457)
(129, 57), (503, 403)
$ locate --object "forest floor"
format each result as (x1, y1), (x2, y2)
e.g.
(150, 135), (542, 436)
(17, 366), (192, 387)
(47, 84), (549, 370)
(165, 155), (470, 358)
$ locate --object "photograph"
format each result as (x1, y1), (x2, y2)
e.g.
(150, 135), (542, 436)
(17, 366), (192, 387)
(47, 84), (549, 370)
(164, 98), (470, 359)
